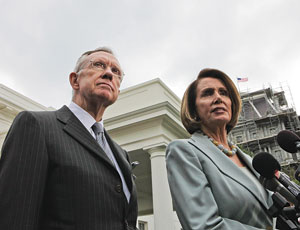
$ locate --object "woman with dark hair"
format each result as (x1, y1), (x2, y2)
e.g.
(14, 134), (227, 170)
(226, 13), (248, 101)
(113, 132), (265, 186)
(166, 68), (273, 230)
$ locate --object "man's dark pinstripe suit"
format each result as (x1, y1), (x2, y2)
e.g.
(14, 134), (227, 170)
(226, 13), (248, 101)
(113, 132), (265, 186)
(0, 104), (138, 230)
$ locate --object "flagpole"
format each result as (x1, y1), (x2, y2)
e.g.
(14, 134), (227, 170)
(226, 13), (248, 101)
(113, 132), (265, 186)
(236, 78), (241, 93)
(236, 77), (248, 93)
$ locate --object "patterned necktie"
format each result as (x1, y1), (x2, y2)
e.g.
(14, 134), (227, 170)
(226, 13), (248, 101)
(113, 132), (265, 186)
(91, 123), (115, 164)
(91, 122), (131, 202)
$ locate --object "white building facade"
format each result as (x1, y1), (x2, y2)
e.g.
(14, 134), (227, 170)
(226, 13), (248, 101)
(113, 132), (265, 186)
(0, 84), (54, 148)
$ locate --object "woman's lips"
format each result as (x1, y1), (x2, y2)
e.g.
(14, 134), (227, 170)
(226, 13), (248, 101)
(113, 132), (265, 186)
(211, 107), (226, 112)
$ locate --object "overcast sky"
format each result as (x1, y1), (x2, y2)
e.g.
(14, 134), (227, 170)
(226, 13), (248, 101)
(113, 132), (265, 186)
(1, 0), (300, 113)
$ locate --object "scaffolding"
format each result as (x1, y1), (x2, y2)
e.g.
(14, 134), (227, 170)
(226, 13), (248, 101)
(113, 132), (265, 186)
(229, 82), (300, 165)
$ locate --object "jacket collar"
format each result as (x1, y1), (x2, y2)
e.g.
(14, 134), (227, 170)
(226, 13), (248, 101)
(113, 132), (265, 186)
(55, 105), (135, 202)
(189, 131), (272, 209)
(55, 106), (131, 178)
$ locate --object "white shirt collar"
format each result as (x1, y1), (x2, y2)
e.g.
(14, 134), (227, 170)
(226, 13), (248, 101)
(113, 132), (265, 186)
(68, 101), (104, 133)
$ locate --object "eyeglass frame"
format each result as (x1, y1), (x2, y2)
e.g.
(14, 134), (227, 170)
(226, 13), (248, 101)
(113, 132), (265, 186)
(79, 59), (124, 82)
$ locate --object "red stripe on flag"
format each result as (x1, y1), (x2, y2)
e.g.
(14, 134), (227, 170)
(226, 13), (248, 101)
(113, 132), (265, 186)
(237, 77), (248, 82)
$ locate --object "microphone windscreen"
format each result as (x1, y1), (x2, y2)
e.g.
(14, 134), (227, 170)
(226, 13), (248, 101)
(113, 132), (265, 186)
(252, 152), (281, 179)
(277, 130), (300, 153)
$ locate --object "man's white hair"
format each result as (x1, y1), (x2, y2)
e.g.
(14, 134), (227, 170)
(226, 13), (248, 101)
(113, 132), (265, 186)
(73, 47), (115, 73)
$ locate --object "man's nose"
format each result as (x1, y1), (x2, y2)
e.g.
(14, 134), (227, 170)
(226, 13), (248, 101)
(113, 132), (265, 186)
(101, 68), (113, 81)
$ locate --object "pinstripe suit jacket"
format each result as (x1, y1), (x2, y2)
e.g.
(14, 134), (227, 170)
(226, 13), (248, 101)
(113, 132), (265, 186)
(166, 132), (273, 230)
(0, 106), (138, 230)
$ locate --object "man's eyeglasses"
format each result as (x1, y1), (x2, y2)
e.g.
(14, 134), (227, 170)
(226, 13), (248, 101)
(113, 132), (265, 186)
(89, 60), (124, 82)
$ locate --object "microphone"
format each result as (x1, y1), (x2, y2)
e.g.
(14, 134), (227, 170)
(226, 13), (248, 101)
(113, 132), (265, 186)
(277, 130), (300, 153)
(253, 152), (300, 206)
(252, 151), (281, 179)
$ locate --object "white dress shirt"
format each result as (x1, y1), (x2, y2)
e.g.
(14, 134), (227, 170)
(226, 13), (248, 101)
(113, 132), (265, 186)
(68, 102), (131, 202)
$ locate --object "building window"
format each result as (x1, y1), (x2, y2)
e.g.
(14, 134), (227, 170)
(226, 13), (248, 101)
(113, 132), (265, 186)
(236, 135), (243, 143)
(138, 221), (148, 230)
(252, 132), (257, 138)
(274, 150), (283, 162)
(270, 127), (276, 134)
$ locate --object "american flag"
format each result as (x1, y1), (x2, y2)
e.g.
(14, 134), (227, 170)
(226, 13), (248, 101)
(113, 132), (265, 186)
(237, 77), (248, 82)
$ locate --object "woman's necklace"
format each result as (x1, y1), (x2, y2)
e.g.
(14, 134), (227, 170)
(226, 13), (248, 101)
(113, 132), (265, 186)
(208, 137), (237, 156)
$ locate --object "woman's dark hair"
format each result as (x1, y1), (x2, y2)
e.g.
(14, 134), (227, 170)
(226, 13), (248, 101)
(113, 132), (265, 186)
(181, 68), (242, 134)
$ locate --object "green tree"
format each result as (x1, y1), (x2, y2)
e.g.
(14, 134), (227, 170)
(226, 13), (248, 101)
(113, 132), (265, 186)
(238, 145), (300, 185)
(281, 163), (300, 185)
(237, 144), (254, 157)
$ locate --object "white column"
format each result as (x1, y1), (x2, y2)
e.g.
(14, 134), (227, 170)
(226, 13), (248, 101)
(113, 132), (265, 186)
(146, 145), (174, 230)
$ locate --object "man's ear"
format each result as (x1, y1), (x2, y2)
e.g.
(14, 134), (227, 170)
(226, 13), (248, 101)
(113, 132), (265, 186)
(69, 72), (79, 90)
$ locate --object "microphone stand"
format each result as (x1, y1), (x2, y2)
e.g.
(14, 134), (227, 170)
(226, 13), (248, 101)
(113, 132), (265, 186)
(269, 192), (300, 229)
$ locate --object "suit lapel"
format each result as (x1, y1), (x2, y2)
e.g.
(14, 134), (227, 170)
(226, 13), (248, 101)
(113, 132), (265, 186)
(56, 106), (134, 194)
(56, 106), (114, 167)
(189, 132), (270, 209)
(105, 133), (138, 210)
(104, 131), (133, 191)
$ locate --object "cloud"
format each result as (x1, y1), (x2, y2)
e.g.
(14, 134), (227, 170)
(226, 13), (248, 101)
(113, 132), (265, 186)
(0, 0), (300, 112)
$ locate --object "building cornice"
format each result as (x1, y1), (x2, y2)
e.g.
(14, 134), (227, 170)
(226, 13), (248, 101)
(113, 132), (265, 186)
(0, 84), (54, 114)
